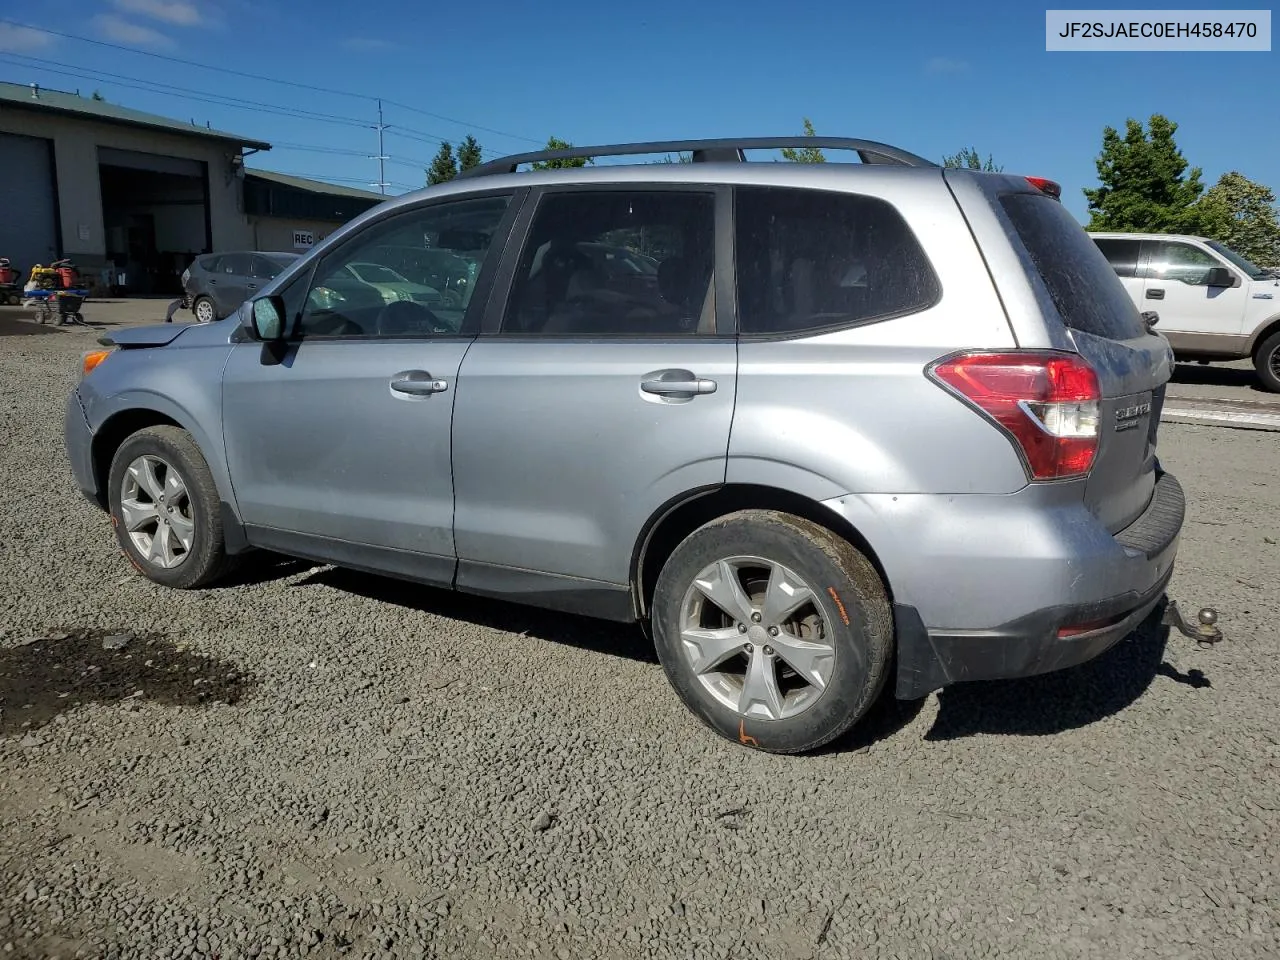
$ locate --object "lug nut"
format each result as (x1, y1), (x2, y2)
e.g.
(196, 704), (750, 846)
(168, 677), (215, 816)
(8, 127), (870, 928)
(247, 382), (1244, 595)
(768, 626), (779, 636)
(737, 623), (747, 634)
(745, 643), (754, 652)
(763, 645), (774, 656)
(751, 612), (762, 623)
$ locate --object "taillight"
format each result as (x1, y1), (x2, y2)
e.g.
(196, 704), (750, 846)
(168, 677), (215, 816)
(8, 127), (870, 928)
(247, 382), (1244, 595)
(1026, 176), (1062, 200)
(926, 351), (1101, 481)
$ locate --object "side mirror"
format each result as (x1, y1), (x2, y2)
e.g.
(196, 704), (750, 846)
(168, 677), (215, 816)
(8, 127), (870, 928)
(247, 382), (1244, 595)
(246, 296), (287, 341)
(1205, 266), (1237, 288)
(1141, 310), (1159, 331)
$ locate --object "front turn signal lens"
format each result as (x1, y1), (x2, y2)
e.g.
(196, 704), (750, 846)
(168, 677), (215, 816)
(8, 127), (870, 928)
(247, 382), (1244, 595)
(82, 349), (112, 376)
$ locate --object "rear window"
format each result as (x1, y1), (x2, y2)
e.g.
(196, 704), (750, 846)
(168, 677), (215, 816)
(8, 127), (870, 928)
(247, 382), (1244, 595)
(734, 186), (941, 336)
(1000, 193), (1145, 341)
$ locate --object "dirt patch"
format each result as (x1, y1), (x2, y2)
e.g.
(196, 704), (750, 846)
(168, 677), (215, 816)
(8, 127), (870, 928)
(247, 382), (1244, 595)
(0, 628), (254, 736)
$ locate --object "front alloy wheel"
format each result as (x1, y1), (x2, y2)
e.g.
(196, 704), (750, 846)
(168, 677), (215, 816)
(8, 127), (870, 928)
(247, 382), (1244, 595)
(119, 454), (196, 568)
(107, 425), (237, 589)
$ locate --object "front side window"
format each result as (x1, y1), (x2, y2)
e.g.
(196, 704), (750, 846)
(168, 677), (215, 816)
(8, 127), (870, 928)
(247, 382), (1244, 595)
(503, 190), (716, 336)
(298, 194), (511, 338)
(1149, 241), (1222, 285)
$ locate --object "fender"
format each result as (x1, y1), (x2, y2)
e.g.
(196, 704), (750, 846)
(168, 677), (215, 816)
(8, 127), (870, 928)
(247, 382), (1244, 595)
(88, 389), (244, 532)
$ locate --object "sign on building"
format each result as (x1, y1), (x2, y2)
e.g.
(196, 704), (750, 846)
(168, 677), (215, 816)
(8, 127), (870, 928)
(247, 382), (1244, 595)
(293, 230), (314, 250)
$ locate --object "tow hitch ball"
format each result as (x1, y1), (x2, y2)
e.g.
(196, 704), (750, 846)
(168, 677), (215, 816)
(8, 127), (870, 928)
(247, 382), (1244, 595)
(1162, 600), (1224, 647)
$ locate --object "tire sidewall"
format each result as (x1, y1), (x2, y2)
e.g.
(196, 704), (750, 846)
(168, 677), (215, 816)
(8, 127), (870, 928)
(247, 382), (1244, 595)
(1256, 331), (1280, 393)
(107, 431), (219, 589)
(652, 514), (888, 754)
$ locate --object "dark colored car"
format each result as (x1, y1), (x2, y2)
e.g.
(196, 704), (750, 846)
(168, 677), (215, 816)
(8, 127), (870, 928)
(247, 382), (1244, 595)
(179, 251), (301, 323)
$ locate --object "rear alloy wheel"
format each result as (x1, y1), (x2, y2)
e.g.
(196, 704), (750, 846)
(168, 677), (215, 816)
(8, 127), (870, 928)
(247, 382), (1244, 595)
(651, 510), (893, 754)
(1253, 329), (1280, 393)
(193, 296), (217, 324)
(107, 425), (237, 589)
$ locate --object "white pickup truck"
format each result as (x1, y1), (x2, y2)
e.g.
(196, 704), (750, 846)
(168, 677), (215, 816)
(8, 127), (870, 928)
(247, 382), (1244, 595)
(1089, 232), (1280, 392)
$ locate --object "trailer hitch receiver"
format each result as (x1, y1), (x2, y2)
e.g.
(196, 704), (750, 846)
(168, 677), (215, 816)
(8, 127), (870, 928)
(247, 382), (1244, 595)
(1162, 600), (1223, 647)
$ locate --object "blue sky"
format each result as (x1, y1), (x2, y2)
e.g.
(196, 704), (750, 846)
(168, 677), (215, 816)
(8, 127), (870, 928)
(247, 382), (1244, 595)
(0, 0), (1276, 223)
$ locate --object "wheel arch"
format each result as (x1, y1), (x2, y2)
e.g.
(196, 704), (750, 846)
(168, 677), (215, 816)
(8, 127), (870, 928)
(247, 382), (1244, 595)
(630, 483), (895, 621)
(1248, 313), (1280, 357)
(90, 407), (186, 510)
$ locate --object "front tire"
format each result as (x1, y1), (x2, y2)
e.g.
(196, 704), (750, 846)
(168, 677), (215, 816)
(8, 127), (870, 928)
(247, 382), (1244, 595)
(1253, 329), (1280, 393)
(107, 426), (237, 589)
(651, 510), (893, 754)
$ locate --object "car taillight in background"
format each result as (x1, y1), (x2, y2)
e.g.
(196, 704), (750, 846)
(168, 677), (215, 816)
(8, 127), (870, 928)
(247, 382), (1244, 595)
(926, 351), (1100, 481)
(1025, 176), (1062, 201)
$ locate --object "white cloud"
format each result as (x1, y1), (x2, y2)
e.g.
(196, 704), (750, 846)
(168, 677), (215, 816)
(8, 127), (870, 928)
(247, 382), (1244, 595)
(925, 57), (970, 74)
(111, 0), (203, 26)
(343, 37), (398, 51)
(0, 23), (56, 52)
(91, 13), (174, 47)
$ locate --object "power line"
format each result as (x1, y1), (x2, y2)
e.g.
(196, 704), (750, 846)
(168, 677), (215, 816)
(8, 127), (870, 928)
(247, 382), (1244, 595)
(0, 54), (373, 129)
(0, 16), (545, 148)
(0, 17), (376, 103)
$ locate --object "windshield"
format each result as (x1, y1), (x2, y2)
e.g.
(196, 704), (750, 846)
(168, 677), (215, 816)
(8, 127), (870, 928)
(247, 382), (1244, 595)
(1205, 241), (1270, 280)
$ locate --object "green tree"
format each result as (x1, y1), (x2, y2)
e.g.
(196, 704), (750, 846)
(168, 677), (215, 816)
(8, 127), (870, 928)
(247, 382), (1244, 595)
(427, 142), (458, 185)
(942, 147), (1002, 171)
(530, 136), (592, 170)
(1197, 171), (1280, 268)
(457, 135), (483, 173)
(780, 117), (826, 163)
(1083, 114), (1207, 233)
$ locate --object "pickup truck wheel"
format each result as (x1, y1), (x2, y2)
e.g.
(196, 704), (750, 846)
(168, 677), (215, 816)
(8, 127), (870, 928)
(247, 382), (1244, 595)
(1254, 329), (1280, 393)
(651, 509), (893, 755)
(107, 425), (237, 589)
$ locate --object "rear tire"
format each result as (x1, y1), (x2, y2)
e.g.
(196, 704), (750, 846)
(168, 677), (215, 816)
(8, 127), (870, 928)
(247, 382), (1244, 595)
(1253, 329), (1280, 393)
(107, 425), (238, 589)
(651, 509), (893, 754)
(193, 296), (217, 324)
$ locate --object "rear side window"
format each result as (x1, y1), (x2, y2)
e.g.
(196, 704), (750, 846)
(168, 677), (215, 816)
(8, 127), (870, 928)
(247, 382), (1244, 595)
(1001, 193), (1144, 341)
(734, 186), (940, 336)
(197, 255), (221, 272)
(1092, 237), (1141, 278)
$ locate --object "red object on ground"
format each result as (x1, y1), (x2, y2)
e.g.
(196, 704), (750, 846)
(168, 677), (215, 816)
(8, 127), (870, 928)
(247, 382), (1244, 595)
(56, 266), (78, 289)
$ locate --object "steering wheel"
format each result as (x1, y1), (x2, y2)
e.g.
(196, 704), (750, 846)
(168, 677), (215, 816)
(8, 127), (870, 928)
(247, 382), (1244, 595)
(375, 299), (453, 337)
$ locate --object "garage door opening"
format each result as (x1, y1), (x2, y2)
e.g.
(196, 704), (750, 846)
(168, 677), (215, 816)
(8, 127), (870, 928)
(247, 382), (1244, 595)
(98, 147), (211, 296)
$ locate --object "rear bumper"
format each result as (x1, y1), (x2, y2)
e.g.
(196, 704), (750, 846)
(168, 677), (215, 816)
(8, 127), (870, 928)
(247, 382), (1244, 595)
(821, 470), (1185, 699)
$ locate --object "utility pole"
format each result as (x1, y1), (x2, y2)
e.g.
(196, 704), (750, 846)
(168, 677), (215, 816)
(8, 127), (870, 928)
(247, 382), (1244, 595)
(371, 98), (390, 194)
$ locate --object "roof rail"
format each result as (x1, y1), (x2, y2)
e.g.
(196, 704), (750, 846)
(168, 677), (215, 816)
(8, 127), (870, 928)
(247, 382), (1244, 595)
(457, 137), (939, 178)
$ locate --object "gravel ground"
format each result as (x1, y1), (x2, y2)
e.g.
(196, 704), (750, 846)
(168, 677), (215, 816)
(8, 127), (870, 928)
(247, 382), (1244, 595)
(2, 322), (1278, 960)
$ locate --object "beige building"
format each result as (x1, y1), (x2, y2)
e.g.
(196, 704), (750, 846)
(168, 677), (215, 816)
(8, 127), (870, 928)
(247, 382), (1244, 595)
(0, 81), (383, 295)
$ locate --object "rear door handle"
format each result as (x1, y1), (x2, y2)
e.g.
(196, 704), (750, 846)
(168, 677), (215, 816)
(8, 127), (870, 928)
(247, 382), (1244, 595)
(390, 370), (448, 395)
(1146, 288), (1164, 299)
(641, 375), (717, 396)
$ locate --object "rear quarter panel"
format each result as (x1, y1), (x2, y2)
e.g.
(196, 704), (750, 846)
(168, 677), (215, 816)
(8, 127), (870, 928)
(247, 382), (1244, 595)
(727, 170), (1029, 501)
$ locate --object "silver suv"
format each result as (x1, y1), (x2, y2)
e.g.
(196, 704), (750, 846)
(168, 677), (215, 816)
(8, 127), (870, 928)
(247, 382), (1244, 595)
(64, 137), (1185, 754)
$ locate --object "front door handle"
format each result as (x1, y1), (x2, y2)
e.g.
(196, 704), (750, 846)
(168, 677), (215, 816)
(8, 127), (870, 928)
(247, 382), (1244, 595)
(1146, 288), (1165, 300)
(390, 370), (449, 395)
(641, 375), (717, 397)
